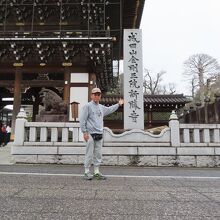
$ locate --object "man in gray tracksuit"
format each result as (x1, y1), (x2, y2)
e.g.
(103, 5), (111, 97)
(80, 87), (124, 180)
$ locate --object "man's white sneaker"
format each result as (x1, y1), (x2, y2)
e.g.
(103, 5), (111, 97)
(84, 172), (93, 180)
(93, 172), (107, 180)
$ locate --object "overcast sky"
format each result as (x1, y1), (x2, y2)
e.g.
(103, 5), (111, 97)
(140, 0), (220, 95)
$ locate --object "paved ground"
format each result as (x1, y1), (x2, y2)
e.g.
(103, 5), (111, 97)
(1, 144), (220, 219)
(0, 143), (14, 165)
(0, 164), (220, 220)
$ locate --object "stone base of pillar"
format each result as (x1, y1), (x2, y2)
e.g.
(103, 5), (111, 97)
(36, 115), (68, 122)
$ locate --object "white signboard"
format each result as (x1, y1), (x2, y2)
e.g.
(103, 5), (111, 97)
(124, 29), (144, 130)
(70, 73), (88, 83)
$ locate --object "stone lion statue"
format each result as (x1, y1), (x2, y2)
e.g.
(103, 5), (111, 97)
(39, 88), (68, 115)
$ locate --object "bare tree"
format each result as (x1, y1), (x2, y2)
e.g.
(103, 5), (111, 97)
(188, 75), (198, 99)
(183, 54), (220, 103)
(159, 83), (176, 95)
(143, 69), (176, 95)
(167, 83), (176, 94)
(143, 69), (165, 95)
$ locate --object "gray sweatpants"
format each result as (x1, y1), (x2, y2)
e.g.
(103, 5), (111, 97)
(84, 134), (103, 168)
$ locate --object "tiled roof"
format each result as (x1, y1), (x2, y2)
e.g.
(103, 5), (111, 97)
(143, 94), (190, 104)
(100, 94), (190, 105)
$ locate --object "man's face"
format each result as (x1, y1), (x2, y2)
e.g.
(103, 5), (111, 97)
(91, 92), (101, 103)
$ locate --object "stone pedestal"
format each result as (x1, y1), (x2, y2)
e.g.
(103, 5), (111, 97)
(36, 115), (68, 122)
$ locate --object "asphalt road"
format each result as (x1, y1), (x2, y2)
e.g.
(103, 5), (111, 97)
(0, 165), (220, 220)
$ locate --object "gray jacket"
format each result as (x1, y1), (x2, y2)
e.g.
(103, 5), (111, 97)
(79, 101), (119, 134)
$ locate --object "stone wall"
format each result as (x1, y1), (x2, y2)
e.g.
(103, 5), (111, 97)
(12, 153), (220, 168)
(11, 109), (220, 167)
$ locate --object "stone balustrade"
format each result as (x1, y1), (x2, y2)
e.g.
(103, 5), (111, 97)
(180, 124), (220, 145)
(11, 109), (220, 167)
(24, 122), (83, 143)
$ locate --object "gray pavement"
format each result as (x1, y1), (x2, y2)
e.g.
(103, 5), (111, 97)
(1, 144), (220, 219)
(0, 143), (14, 165)
(0, 164), (220, 219)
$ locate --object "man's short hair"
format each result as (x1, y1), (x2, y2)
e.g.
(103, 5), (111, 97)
(91, 88), (101, 94)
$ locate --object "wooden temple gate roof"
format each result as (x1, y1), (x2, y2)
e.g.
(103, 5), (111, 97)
(0, 0), (145, 90)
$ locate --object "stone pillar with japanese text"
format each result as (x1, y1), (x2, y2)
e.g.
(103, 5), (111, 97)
(123, 29), (144, 130)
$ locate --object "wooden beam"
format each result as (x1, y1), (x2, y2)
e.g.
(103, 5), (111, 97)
(0, 67), (65, 74)
(0, 80), (64, 87)
(0, 66), (89, 74)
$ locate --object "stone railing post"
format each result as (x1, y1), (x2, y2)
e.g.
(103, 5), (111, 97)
(169, 110), (180, 147)
(189, 106), (194, 123)
(204, 97), (210, 123)
(14, 108), (27, 146)
(195, 102), (202, 123)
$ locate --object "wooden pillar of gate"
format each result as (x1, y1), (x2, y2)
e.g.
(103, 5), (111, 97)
(63, 68), (70, 105)
(11, 69), (22, 135)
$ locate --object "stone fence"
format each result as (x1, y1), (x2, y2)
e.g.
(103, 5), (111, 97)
(11, 110), (220, 167)
(181, 93), (220, 124)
